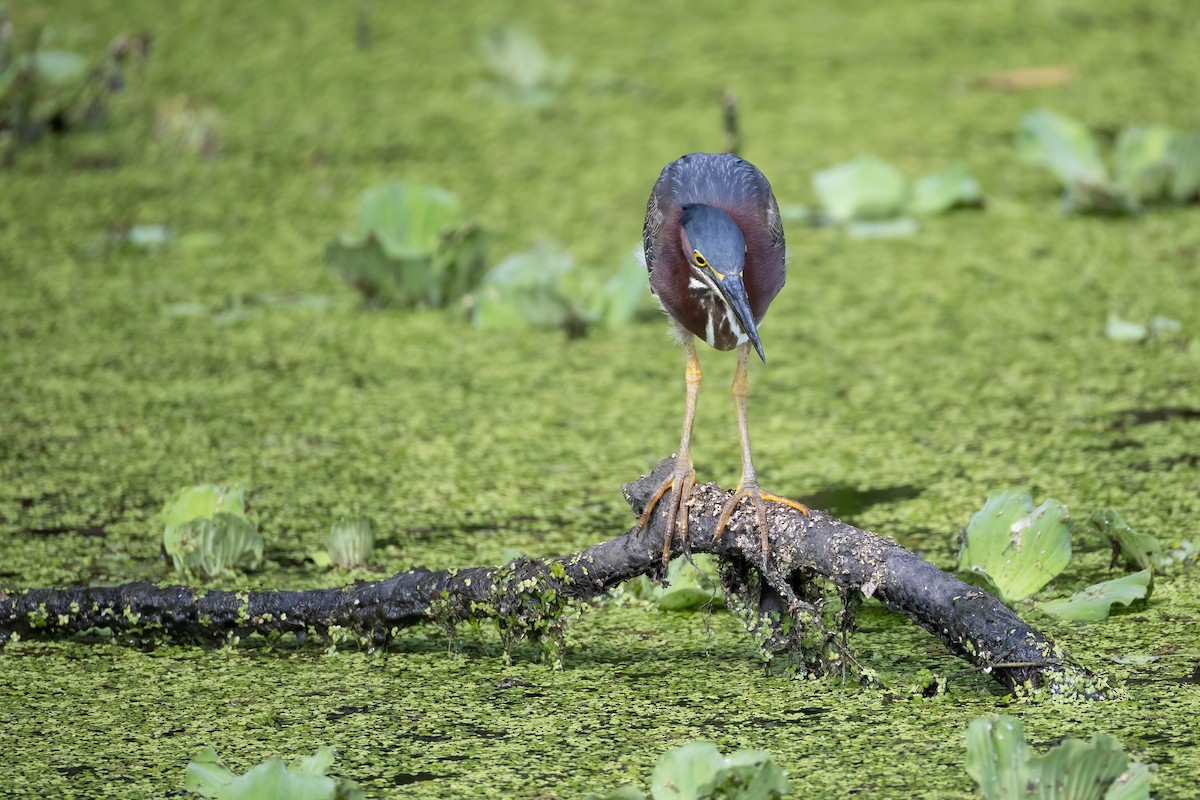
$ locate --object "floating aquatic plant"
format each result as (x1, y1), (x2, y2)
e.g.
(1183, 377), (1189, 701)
(957, 489), (1072, 603)
(161, 485), (262, 580)
(473, 241), (655, 336)
(478, 25), (571, 107)
(596, 741), (788, 800)
(810, 156), (981, 237)
(327, 516), (375, 569)
(1017, 109), (1200, 213)
(618, 554), (723, 611)
(324, 181), (490, 309)
(966, 715), (1149, 800)
(185, 746), (363, 800)
(1040, 569), (1152, 622)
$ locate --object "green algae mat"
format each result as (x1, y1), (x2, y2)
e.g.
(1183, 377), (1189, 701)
(2, 0), (1199, 797)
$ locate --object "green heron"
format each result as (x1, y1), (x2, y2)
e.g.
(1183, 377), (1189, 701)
(639, 152), (808, 566)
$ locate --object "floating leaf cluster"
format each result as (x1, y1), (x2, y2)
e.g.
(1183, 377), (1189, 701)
(810, 156), (981, 237)
(324, 181), (491, 309)
(1018, 109), (1200, 213)
(478, 25), (571, 107)
(161, 485), (262, 580)
(473, 241), (656, 336)
(957, 489), (1072, 603)
(185, 746), (363, 800)
(966, 715), (1149, 800)
(596, 741), (788, 800)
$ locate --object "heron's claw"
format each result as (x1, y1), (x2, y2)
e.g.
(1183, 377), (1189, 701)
(715, 480), (809, 567)
(638, 463), (697, 567)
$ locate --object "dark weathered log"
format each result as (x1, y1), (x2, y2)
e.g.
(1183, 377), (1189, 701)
(0, 457), (1106, 697)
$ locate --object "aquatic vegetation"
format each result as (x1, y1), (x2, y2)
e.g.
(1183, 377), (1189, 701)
(1018, 109), (1200, 212)
(324, 181), (490, 309)
(596, 741), (788, 800)
(957, 490), (1072, 603)
(162, 485), (262, 580)
(478, 25), (571, 108)
(966, 715), (1149, 800)
(0, 13), (149, 164)
(185, 746), (363, 799)
(810, 156), (981, 237)
(618, 553), (723, 611)
(1040, 569), (1152, 622)
(473, 241), (655, 336)
(1103, 314), (1183, 343)
(326, 516), (375, 569)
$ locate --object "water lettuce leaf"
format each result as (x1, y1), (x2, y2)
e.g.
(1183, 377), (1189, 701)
(162, 485), (262, 579)
(957, 489), (1071, 602)
(1114, 126), (1176, 203)
(813, 156), (909, 223)
(966, 715), (1149, 800)
(325, 182), (490, 308)
(650, 742), (788, 800)
(621, 554), (723, 611)
(1040, 569), (1151, 622)
(328, 517), (375, 569)
(909, 164), (983, 216)
(185, 746), (362, 800)
(479, 26), (570, 107)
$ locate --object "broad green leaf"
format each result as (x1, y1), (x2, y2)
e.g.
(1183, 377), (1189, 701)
(345, 182), (462, 260)
(651, 742), (724, 800)
(620, 554), (723, 611)
(1167, 130), (1200, 203)
(1087, 509), (1164, 572)
(162, 485), (262, 579)
(1114, 126), (1177, 203)
(184, 746), (361, 800)
(1017, 110), (1131, 213)
(650, 742), (787, 800)
(30, 50), (86, 85)
(812, 156), (909, 223)
(1017, 110), (1110, 187)
(958, 489), (1072, 602)
(479, 26), (570, 107)
(1104, 314), (1147, 342)
(966, 715), (1149, 800)
(908, 164), (983, 216)
(1040, 569), (1151, 622)
(328, 517), (375, 568)
(472, 241), (580, 332)
(325, 182), (490, 308)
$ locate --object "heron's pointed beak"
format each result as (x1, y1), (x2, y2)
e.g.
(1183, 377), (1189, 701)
(715, 272), (765, 363)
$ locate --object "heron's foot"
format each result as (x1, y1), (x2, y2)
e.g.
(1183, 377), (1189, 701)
(715, 480), (809, 567)
(638, 460), (697, 567)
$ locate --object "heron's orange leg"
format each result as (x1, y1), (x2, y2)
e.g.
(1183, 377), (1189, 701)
(639, 338), (702, 566)
(715, 343), (809, 565)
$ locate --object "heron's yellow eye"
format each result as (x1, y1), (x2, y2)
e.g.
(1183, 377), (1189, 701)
(693, 251), (707, 268)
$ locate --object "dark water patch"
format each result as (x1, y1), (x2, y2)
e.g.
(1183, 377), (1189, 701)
(394, 771), (444, 785)
(26, 524), (107, 537)
(797, 484), (923, 520)
(56, 765), (97, 777)
(327, 704), (372, 720)
(1083, 438), (1144, 452)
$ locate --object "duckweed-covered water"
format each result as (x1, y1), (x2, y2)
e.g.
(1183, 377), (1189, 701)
(2, 1), (1198, 797)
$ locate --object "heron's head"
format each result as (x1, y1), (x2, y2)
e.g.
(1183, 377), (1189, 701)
(679, 204), (764, 361)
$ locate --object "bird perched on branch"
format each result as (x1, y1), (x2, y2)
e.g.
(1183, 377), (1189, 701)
(640, 152), (808, 566)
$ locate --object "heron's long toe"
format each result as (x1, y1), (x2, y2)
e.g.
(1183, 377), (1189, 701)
(715, 479), (809, 567)
(638, 462), (697, 566)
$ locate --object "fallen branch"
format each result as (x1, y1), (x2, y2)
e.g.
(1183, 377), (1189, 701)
(0, 457), (1107, 697)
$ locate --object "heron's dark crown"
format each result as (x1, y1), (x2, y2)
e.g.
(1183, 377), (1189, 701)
(680, 204), (745, 273)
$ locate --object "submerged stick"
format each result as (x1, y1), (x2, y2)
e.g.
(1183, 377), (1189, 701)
(0, 457), (1104, 696)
